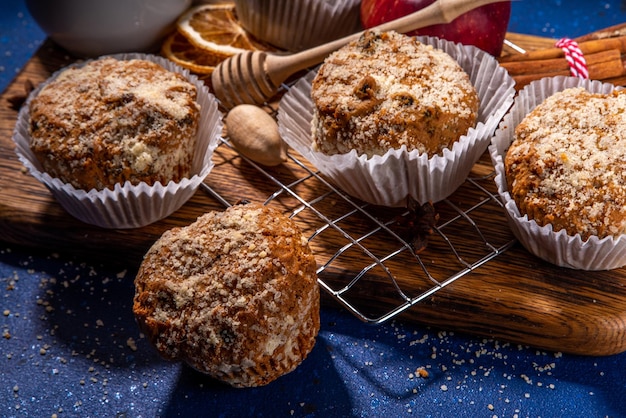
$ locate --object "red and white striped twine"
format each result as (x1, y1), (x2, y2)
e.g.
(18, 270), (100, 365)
(555, 38), (589, 79)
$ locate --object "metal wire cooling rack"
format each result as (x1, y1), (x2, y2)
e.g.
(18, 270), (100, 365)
(201, 93), (517, 325)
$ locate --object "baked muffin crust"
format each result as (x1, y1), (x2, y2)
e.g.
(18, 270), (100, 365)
(133, 202), (320, 387)
(505, 87), (626, 240)
(28, 57), (200, 191)
(311, 30), (479, 158)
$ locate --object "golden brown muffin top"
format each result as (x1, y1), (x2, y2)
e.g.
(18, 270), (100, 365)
(28, 57), (199, 190)
(311, 30), (479, 157)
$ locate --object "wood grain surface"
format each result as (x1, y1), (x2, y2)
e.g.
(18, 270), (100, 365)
(2, 37), (626, 356)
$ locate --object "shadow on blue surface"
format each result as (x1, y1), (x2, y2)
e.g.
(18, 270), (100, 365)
(163, 345), (353, 417)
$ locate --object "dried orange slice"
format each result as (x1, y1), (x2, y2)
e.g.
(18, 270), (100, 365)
(176, 3), (275, 60)
(161, 30), (220, 75)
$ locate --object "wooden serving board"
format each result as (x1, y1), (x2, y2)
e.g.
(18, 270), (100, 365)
(3, 36), (626, 357)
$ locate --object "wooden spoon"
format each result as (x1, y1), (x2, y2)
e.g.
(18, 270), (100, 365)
(211, 0), (508, 109)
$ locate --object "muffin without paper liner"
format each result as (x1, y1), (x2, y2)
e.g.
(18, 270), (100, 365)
(133, 202), (320, 388)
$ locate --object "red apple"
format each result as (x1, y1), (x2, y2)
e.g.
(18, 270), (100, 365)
(360, 0), (511, 56)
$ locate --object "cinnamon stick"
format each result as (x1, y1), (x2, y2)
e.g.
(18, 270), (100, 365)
(509, 52), (626, 91)
(501, 23), (626, 89)
(574, 22), (626, 43)
(499, 35), (626, 63)
(500, 48), (623, 76)
(603, 74), (626, 86)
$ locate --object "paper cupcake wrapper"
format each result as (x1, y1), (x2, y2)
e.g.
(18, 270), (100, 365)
(234, 0), (362, 51)
(12, 53), (223, 229)
(488, 75), (626, 270)
(278, 35), (515, 207)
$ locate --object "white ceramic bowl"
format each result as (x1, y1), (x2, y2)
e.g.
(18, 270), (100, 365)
(26, 0), (192, 57)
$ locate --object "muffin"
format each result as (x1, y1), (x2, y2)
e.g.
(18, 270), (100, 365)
(12, 53), (222, 228)
(28, 57), (199, 191)
(234, 0), (361, 51)
(311, 30), (480, 158)
(505, 87), (626, 240)
(489, 76), (626, 270)
(133, 201), (320, 387)
(278, 33), (515, 207)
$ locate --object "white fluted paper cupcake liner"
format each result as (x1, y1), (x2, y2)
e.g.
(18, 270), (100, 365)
(278, 36), (515, 207)
(234, 0), (361, 52)
(12, 53), (222, 229)
(489, 75), (626, 270)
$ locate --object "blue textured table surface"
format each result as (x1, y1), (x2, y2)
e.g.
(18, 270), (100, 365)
(2, 1), (626, 417)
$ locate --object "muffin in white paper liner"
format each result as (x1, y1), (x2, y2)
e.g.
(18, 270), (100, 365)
(12, 53), (222, 229)
(278, 36), (515, 208)
(234, 0), (361, 52)
(488, 76), (626, 270)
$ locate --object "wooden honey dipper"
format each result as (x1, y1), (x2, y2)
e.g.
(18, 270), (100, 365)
(211, 0), (508, 109)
